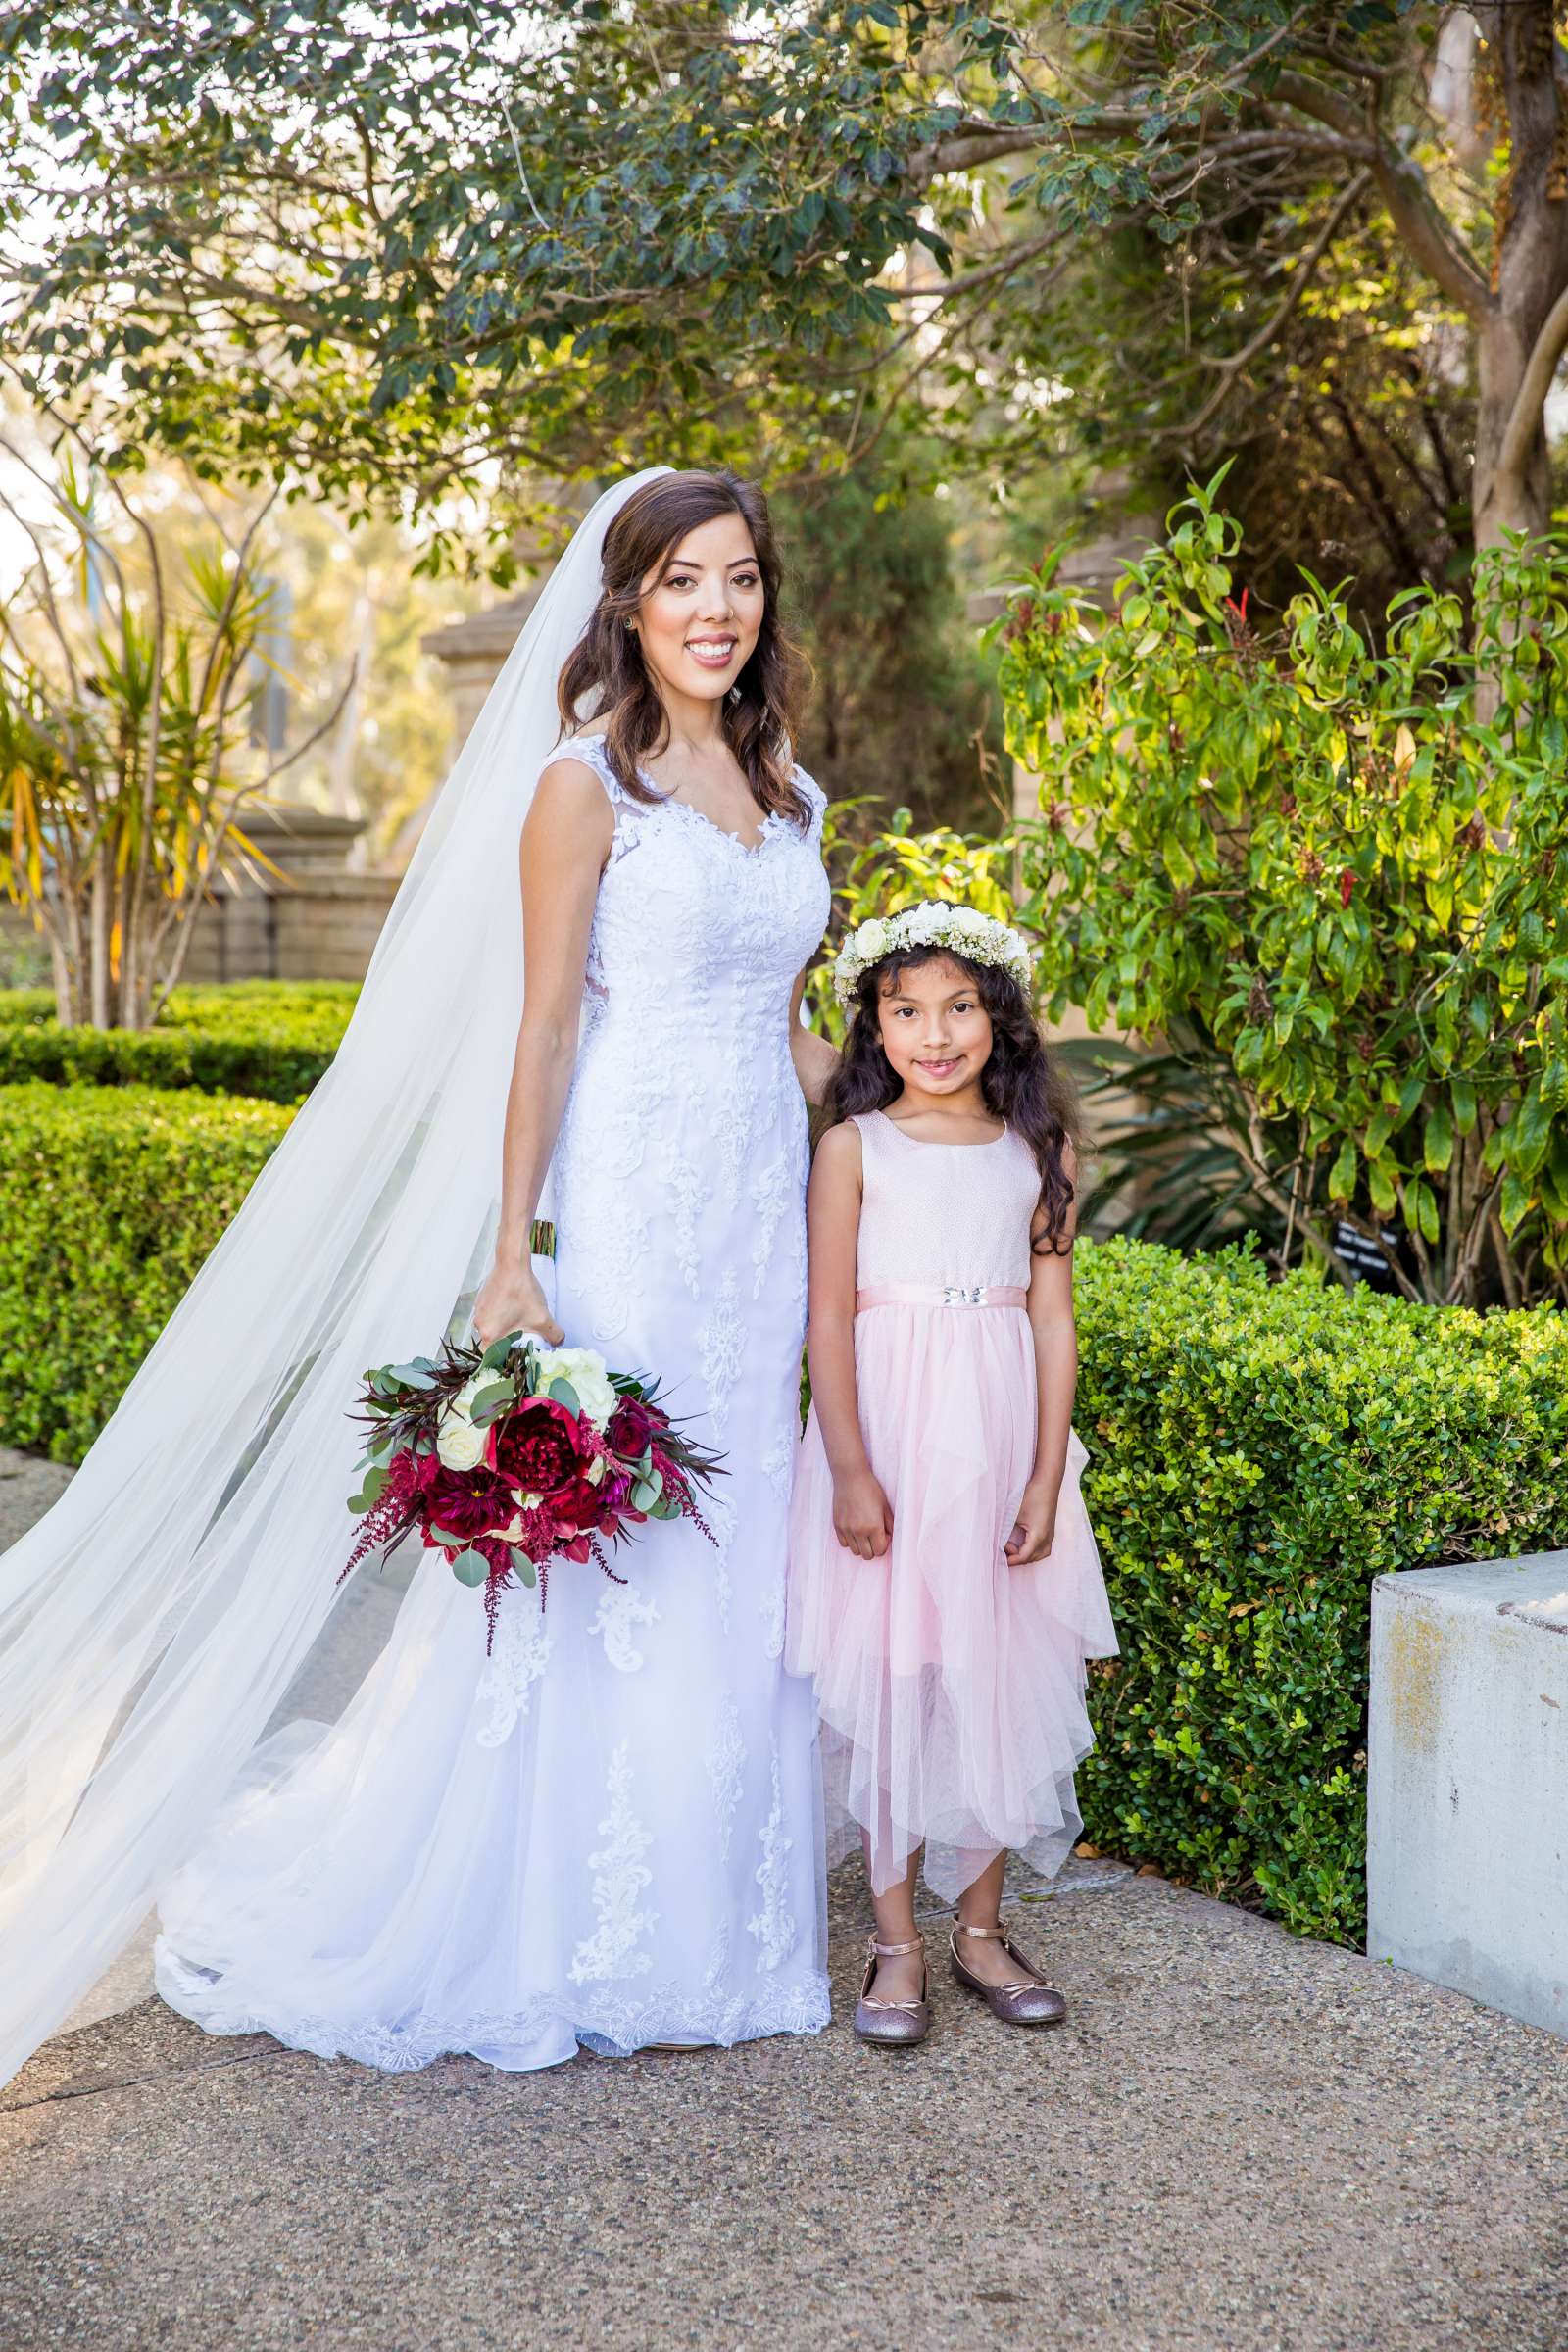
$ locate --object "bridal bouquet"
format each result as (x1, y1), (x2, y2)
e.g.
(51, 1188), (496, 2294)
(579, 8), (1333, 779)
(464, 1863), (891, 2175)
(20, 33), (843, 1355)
(341, 1330), (722, 1644)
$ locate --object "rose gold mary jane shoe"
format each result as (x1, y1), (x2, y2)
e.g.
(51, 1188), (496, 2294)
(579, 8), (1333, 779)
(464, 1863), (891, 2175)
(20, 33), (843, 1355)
(852, 1934), (931, 2049)
(950, 1918), (1066, 2028)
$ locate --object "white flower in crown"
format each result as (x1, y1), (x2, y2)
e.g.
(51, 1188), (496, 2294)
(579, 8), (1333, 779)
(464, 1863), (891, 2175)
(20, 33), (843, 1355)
(831, 898), (1036, 1008)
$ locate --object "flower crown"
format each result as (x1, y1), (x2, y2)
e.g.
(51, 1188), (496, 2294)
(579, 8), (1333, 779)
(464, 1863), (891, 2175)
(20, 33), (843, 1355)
(831, 899), (1036, 1009)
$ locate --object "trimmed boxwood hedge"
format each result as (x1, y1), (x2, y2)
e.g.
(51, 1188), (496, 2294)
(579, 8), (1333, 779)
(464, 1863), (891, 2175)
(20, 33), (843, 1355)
(0, 1082), (292, 1461)
(1073, 1239), (1568, 1945)
(0, 984), (358, 1102)
(0, 1084), (1563, 1947)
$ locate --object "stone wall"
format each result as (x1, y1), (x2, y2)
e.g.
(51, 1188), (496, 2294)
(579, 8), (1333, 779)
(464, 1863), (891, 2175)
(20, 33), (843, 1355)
(0, 803), (402, 996)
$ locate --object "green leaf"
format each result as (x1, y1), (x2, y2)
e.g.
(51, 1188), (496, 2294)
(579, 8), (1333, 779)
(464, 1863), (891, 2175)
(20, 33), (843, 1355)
(468, 1379), (515, 1423)
(1328, 1137), (1357, 1202)
(449, 1548), (489, 1588)
(347, 1462), (389, 1514)
(509, 1545), (538, 1589)
(1500, 1169), (1535, 1236)
(547, 1377), (581, 1414)
(1422, 1102), (1453, 1174)
(1508, 1086), (1554, 1179)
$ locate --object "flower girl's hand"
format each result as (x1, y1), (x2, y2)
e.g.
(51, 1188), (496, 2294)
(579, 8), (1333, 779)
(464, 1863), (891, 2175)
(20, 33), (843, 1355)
(473, 1259), (564, 1350)
(833, 1466), (894, 1560)
(1005, 1481), (1058, 1567)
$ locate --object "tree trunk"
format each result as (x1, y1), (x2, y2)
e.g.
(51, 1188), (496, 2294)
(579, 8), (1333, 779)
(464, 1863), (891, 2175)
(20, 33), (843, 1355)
(87, 844), (112, 1029)
(1474, 308), (1554, 555)
(1470, 2), (1568, 559)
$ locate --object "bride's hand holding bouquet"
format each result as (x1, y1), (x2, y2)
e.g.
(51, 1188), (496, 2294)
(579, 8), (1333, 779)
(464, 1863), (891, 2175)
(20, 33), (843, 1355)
(473, 1254), (564, 1350)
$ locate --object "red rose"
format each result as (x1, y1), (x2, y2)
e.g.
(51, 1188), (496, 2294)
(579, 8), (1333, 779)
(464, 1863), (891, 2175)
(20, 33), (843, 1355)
(607, 1395), (667, 1459)
(490, 1396), (589, 1501)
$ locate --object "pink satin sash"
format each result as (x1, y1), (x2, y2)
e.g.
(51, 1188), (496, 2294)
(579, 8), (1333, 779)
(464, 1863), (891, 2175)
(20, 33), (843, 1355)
(855, 1282), (1029, 1312)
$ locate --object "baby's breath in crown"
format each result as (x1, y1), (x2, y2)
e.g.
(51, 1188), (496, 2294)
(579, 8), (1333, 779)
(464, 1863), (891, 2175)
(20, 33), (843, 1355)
(831, 899), (1036, 1009)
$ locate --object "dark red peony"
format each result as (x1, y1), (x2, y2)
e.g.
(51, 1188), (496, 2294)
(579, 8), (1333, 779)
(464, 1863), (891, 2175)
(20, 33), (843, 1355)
(490, 1396), (589, 1501)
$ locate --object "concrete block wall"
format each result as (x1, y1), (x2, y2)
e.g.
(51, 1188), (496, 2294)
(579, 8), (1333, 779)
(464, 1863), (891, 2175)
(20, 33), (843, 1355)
(1368, 1555), (1568, 2038)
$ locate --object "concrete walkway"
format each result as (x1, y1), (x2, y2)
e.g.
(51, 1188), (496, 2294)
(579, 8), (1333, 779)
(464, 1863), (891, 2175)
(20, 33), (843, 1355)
(3, 1450), (1566, 2351)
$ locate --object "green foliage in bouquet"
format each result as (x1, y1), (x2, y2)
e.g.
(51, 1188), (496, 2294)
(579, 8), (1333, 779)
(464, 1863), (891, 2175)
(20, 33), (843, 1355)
(996, 475), (1568, 1309)
(0, 1081), (289, 1458)
(1074, 1238), (1568, 1946)
(0, 982), (358, 1102)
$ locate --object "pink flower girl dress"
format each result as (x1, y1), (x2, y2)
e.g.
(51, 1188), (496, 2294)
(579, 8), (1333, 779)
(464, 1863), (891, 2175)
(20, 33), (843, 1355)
(785, 1107), (1118, 1900)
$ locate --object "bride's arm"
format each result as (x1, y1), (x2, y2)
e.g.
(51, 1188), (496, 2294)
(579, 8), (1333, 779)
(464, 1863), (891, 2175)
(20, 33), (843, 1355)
(473, 760), (614, 1347)
(789, 971), (841, 1106)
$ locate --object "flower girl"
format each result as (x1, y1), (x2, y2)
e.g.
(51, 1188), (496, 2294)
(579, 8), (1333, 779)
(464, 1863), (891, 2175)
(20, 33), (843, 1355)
(785, 902), (1117, 2048)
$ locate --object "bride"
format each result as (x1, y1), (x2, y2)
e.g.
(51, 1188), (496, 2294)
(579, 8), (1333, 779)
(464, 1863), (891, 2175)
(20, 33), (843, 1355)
(0, 466), (839, 2080)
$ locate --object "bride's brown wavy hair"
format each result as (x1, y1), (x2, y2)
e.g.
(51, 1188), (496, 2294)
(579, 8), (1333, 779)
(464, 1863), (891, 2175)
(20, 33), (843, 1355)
(832, 936), (1079, 1253)
(555, 468), (811, 826)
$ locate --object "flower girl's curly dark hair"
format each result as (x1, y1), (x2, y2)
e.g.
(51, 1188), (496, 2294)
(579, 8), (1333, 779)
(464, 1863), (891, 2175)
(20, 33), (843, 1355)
(831, 937), (1079, 1252)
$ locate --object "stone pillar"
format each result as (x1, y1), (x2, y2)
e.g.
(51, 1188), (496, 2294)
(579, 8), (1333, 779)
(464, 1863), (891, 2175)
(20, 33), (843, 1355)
(419, 589), (547, 764)
(1368, 1555), (1568, 2039)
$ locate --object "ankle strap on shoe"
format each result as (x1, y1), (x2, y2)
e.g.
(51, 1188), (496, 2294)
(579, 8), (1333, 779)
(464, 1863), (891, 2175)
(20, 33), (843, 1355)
(870, 1934), (924, 1957)
(953, 1919), (1007, 1941)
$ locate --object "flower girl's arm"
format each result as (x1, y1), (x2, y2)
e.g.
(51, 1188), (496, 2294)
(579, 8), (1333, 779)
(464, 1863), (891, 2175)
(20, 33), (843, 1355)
(806, 1124), (893, 1559)
(788, 972), (841, 1104)
(474, 761), (614, 1347)
(1007, 1146), (1080, 1566)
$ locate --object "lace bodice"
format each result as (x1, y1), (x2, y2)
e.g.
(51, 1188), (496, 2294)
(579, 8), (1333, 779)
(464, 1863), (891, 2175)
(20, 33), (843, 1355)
(554, 731), (829, 1032)
(852, 1109), (1042, 1290)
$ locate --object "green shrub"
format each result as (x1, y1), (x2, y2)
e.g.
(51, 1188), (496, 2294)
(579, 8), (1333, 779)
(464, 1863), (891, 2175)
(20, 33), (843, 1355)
(0, 982), (357, 1102)
(0, 1082), (292, 1460)
(1074, 1238), (1568, 1944)
(997, 480), (1568, 1308)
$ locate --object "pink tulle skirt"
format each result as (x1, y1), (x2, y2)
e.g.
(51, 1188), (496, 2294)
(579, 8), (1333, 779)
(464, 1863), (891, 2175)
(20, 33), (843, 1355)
(784, 1303), (1118, 1901)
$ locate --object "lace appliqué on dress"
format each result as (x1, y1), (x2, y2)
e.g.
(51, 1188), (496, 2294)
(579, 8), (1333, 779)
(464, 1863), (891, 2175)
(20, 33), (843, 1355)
(746, 1748), (797, 1974)
(750, 1152), (794, 1301)
(569, 1740), (658, 1985)
(704, 1696), (746, 1863)
(590, 1579), (660, 1673)
(475, 1594), (554, 1747)
(701, 1267), (744, 1442)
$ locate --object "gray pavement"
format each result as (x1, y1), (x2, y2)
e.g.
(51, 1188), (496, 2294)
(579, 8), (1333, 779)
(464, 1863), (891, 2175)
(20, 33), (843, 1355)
(3, 1448), (1566, 2351)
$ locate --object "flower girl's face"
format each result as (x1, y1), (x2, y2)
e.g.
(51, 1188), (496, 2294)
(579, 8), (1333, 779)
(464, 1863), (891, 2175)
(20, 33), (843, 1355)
(876, 956), (994, 1099)
(632, 513), (765, 709)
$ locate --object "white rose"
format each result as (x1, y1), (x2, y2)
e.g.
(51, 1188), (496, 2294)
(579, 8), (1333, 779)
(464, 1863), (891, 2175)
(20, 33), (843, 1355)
(854, 917), (889, 960)
(954, 907), (991, 937)
(436, 1408), (488, 1472)
(452, 1370), (493, 1417)
(533, 1345), (618, 1429)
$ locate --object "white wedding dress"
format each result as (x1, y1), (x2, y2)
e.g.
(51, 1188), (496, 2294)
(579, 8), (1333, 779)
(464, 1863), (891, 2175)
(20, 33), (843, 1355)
(154, 729), (834, 2071)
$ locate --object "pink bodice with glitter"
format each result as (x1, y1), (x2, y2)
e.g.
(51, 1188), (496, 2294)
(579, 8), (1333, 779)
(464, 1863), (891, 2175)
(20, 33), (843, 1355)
(851, 1109), (1042, 1291)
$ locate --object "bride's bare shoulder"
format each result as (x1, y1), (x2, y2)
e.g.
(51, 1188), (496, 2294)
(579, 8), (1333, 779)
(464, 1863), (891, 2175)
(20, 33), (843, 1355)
(524, 748), (616, 863)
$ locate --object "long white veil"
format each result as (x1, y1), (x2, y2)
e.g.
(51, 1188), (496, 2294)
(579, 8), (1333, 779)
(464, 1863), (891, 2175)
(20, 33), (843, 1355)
(0, 465), (675, 2087)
